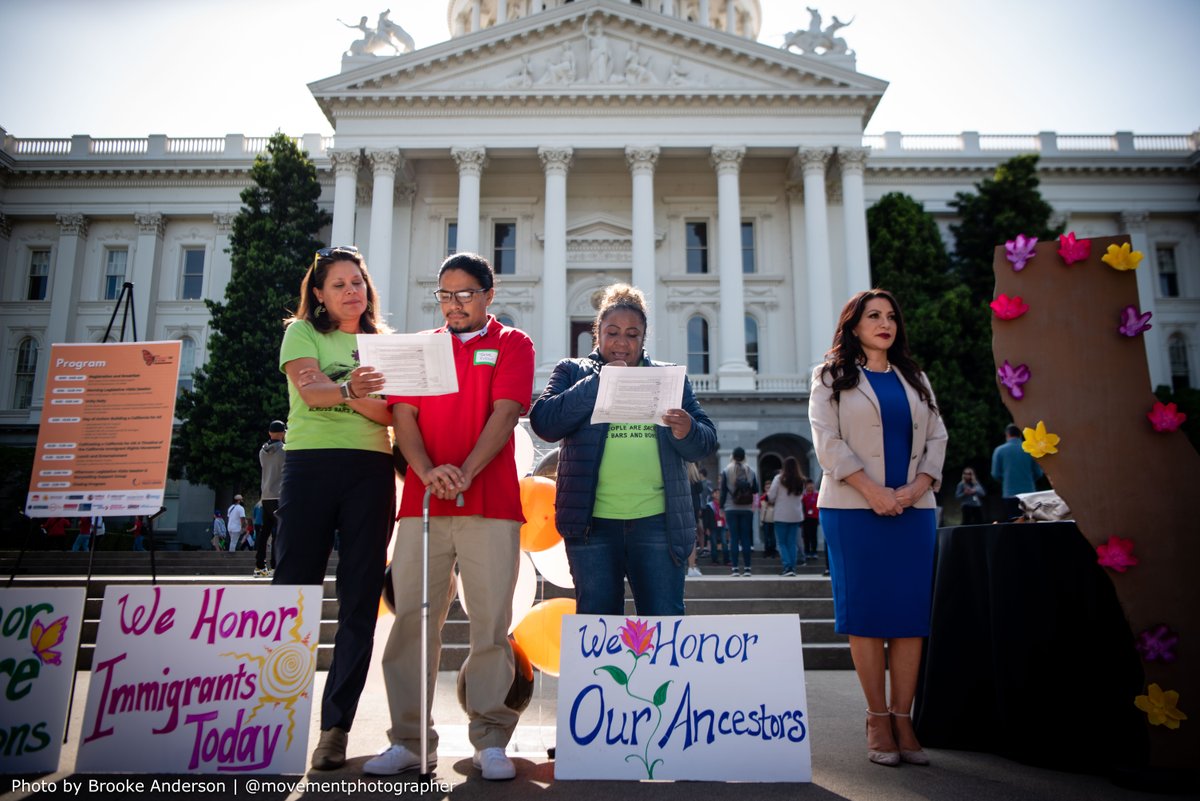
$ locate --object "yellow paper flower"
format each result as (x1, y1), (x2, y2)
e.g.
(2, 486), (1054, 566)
(1021, 420), (1060, 458)
(1135, 683), (1188, 729)
(1101, 242), (1144, 271)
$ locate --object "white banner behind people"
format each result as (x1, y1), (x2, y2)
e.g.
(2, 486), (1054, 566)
(0, 588), (85, 773)
(76, 585), (321, 774)
(556, 614), (812, 781)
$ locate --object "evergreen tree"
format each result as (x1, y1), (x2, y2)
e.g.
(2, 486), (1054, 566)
(170, 133), (331, 496)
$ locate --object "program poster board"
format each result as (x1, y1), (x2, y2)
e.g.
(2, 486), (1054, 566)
(0, 588), (85, 773)
(77, 585), (320, 774)
(25, 341), (181, 518)
(556, 614), (811, 782)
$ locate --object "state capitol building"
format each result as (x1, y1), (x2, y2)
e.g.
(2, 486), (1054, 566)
(2, 0), (1197, 542)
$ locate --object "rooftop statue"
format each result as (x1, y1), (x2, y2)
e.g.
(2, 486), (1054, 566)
(340, 9), (415, 57)
(782, 7), (854, 57)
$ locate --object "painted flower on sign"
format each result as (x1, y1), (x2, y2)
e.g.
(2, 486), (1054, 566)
(1101, 242), (1144, 271)
(1118, 305), (1153, 337)
(595, 618), (672, 779)
(1136, 625), (1179, 664)
(619, 618), (655, 658)
(1057, 232), (1091, 265)
(1096, 535), (1138, 573)
(1134, 683), (1188, 730)
(1005, 234), (1038, 271)
(1147, 401), (1187, 433)
(1021, 420), (1059, 458)
(990, 294), (1030, 320)
(996, 361), (1031, 400)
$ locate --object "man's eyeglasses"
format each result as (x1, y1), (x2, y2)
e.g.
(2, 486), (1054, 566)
(433, 288), (488, 304)
(315, 245), (361, 260)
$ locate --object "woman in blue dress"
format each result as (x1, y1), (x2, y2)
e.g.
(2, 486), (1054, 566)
(809, 289), (947, 767)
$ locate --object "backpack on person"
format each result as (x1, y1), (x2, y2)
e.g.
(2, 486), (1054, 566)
(731, 464), (755, 505)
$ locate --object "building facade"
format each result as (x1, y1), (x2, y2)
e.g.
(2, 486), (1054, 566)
(2, 0), (1197, 540)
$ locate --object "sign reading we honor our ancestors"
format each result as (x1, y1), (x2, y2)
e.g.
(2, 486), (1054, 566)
(556, 614), (812, 782)
(76, 586), (321, 774)
(0, 588), (85, 773)
(25, 341), (182, 518)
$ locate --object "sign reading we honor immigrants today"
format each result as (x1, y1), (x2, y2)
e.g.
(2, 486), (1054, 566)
(77, 586), (321, 774)
(25, 341), (181, 518)
(0, 588), (85, 773)
(556, 614), (812, 782)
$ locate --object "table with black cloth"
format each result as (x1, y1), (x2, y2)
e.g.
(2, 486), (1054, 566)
(914, 521), (1149, 774)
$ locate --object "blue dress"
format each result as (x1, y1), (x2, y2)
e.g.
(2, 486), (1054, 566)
(822, 369), (936, 637)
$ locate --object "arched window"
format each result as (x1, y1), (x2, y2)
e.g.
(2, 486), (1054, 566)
(1169, 332), (1191, 391)
(745, 315), (759, 372)
(496, 313), (516, 328)
(13, 337), (39, 409)
(178, 337), (196, 393)
(687, 316), (709, 375)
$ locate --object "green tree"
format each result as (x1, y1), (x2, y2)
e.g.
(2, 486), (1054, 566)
(170, 133), (330, 497)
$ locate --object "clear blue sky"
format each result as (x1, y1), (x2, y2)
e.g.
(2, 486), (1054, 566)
(1, 0), (1196, 139)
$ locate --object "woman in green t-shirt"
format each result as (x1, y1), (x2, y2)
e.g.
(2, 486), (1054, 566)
(273, 246), (395, 771)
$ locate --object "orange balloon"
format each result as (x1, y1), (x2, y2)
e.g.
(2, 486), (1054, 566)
(511, 597), (575, 677)
(519, 475), (561, 552)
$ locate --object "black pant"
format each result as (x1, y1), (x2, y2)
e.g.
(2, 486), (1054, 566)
(256, 499), (279, 570)
(962, 505), (984, 525)
(273, 449), (395, 732)
(802, 518), (819, 557)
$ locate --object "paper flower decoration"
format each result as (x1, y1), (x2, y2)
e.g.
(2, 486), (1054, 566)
(1021, 420), (1059, 458)
(1136, 625), (1179, 663)
(1118, 305), (1153, 337)
(1057, 232), (1091, 265)
(990, 294), (1030, 320)
(1135, 684), (1188, 730)
(997, 361), (1031, 399)
(1005, 234), (1038, 271)
(1101, 242), (1144, 271)
(1147, 401), (1187, 432)
(1096, 535), (1138, 573)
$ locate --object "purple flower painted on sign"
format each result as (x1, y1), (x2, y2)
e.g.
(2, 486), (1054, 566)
(997, 361), (1031, 400)
(619, 618), (655, 657)
(1005, 234), (1038, 271)
(1136, 624), (1179, 664)
(1118, 305), (1153, 337)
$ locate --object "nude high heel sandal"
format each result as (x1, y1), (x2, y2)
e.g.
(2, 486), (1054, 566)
(865, 709), (900, 766)
(890, 710), (931, 766)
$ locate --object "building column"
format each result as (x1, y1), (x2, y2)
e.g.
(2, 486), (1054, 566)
(36, 214), (90, 406)
(712, 146), (754, 391)
(699, 0), (710, 26)
(451, 147), (487, 254)
(725, 0), (736, 32)
(497, 0), (507, 24)
(662, 0), (675, 16)
(785, 185), (811, 374)
(211, 213), (235, 297)
(389, 184), (416, 332)
(839, 147), (872, 297)
(0, 214), (11, 295)
(626, 146), (660, 354)
(532, 0), (544, 13)
(538, 146), (573, 378)
(329, 149), (361, 247)
(799, 148), (834, 370)
(1120, 211), (1168, 389)
(131, 212), (164, 339)
(367, 149), (401, 322)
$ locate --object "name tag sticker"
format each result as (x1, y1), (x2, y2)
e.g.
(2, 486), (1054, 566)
(474, 349), (499, 366)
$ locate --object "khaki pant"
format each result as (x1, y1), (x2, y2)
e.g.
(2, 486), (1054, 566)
(381, 515), (521, 751)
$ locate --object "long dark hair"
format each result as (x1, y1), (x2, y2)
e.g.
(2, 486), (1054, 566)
(780, 456), (805, 496)
(818, 289), (936, 411)
(288, 247), (388, 334)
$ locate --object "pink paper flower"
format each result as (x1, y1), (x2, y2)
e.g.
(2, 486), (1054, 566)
(1136, 625), (1179, 664)
(1057, 232), (1091, 265)
(1118, 305), (1153, 337)
(990, 294), (1030, 320)
(1147, 401), (1187, 432)
(1096, 535), (1138, 573)
(1005, 234), (1038, 271)
(997, 361), (1031, 399)
(619, 618), (655, 657)
(1101, 242), (1144, 271)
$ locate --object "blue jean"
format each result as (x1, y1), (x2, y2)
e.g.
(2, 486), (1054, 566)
(726, 510), (754, 569)
(775, 521), (800, 571)
(709, 524), (729, 563)
(71, 534), (91, 552)
(564, 514), (685, 616)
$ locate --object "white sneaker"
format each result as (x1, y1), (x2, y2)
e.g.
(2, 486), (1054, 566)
(363, 743), (436, 775)
(473, 747), (516, 780)
(687, 567), (702, 577)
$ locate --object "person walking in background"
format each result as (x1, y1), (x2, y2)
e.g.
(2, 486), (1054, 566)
(955, 467), (987, 525)
(687, 462), (707, 578)
(809, 289), (947, 768)
(273, 244), (396, 771)
(800, 479), (822, 572)
(704, 488), (727, 566)
(991, 423), (1042, 521)
(71, 516), (92, 552)
(720, 447), (759, 576)
(768, 456), (806, 575)
(130, 515), (146, 551)
(42, 516), (69, 550)
(226, 494), (246, 552)
(257, 420), (286, 577)
(759, 489), (777, 560)
(530, 282), (717, 613)
(210, 511), (227, 551)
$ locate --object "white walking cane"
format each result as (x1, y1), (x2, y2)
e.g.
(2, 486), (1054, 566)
(420, 486), (463, 780)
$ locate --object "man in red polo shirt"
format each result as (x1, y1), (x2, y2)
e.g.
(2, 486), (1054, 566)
(367, 253), (534, 782)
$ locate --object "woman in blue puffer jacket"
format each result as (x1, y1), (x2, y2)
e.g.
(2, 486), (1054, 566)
(530, 283), (718, 615)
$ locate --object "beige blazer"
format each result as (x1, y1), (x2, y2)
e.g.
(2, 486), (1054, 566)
(809, 363), (947, 510)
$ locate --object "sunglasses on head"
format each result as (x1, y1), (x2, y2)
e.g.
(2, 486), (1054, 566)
(315, 245), (361, 260)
